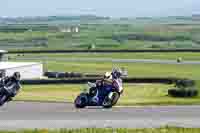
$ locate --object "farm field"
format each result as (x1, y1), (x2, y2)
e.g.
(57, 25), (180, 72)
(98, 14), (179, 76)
(0, 17), (199, 50)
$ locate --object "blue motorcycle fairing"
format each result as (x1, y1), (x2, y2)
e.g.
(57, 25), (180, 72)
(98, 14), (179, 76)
(89, 84), (113, 106)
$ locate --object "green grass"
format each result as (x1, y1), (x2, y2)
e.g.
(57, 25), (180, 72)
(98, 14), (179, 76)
(10, 56), (200, 79)
(15, 84), (82, 102)
(1, 127), (200, 133)
(44, 61), (200, 79)
(15, 83), (200, 106)
(9, 52), (200, 60)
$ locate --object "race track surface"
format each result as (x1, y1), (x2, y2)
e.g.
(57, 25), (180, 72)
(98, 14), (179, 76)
(0, 101), (200, 129)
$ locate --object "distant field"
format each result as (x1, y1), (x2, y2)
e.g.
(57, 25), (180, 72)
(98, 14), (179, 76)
(0, 18), (200, 50)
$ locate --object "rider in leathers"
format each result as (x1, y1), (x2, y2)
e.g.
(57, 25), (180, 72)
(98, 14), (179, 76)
(97, 68), (123, 93)
(0, 72), (21, 101)
(91, 68), (123, 104)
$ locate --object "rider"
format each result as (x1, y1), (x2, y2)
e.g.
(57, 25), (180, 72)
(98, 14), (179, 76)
(111, 68), (123, 94)
(96, 68), (123, 93)
(0, 72), (21, 101)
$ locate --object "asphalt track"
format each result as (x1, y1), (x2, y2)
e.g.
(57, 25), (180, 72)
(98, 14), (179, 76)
(15, 57), (200, 65)
(0, 101), (200, 129)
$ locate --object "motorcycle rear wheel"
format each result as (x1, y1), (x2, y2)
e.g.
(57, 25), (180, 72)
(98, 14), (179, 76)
(74, 93), (88, 108)
(0, 95), (7, 106)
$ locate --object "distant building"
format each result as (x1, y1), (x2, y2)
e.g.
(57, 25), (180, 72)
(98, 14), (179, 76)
(60, 28), (71, 33)
(74, 27), (79, 33)
(59, 26), (79, 33)
(0, 50), (7, 61)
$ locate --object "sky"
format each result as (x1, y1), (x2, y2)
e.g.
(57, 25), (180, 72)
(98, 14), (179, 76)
(0, 0), (197, 18)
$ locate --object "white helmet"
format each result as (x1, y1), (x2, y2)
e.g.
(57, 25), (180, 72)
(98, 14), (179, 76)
(112, 68), (122, 79)
(104, 72), (112, 79)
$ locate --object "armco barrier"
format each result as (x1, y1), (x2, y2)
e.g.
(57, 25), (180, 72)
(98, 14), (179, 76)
(21, 77), (180, 85)
(9, 49), (200, 54)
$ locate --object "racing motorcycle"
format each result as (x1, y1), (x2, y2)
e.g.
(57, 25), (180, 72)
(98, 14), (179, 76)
(74, 82), (121, 108)
(0, 78), (21, 106)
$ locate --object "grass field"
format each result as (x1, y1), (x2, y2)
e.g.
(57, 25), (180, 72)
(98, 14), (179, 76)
(15, 83), (200, 106)
(5, 62), (198, 83)
(1, 127), (200, 133)
(1, 18), (200, 50)
(44, 61), (200, 79)
(8, 47), (200, 80)
(9, 52), (200, 60)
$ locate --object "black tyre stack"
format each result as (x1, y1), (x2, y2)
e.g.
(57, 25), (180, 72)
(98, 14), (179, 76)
(44, 71), (83, 78)
(168, 89), (198, 97)
(168, 79), (198, 97)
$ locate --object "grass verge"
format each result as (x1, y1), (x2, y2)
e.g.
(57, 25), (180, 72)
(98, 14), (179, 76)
(15, 83), (200, 106)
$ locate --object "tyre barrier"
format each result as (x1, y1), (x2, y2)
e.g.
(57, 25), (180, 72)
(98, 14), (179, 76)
(21, 77), (179, 85)
(123, 77), (175, 84)
(21, 78), (97, 85)
(168, 79), (198, 97)
(70, 72), (82, 78)
(44, 72), (177, 83)
(175, 79), (195, 88)
(44, 72), (59, 78)
(44, 72), (83, 78)
(57, 72), (66, 78)
(168, 89), (198, 97)
(84, 74), (102, 78)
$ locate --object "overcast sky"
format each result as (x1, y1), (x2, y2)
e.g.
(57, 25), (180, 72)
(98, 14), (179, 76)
(0, 0), (198, 17)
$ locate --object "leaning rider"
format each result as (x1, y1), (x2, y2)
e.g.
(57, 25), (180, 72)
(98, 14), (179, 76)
(89, 68), (123, 104)
(96, 68), (124, 95)
(1, 72), (21, 101)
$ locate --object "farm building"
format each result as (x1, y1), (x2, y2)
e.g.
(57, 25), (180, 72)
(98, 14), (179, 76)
(0, 50), (7, 61)
(0, 62), (43, 79)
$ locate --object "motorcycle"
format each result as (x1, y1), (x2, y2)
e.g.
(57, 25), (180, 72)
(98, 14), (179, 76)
(0, 80), (20, 106)
(74, 82), (121, 108)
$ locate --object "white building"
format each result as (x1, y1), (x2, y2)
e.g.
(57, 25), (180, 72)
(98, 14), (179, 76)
(0, 62), (43, 79)
(0, 50), (7, 61)
(74, 27), (79, 33)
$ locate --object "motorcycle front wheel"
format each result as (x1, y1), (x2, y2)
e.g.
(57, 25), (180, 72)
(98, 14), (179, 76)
(102, 92), (120, 108)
